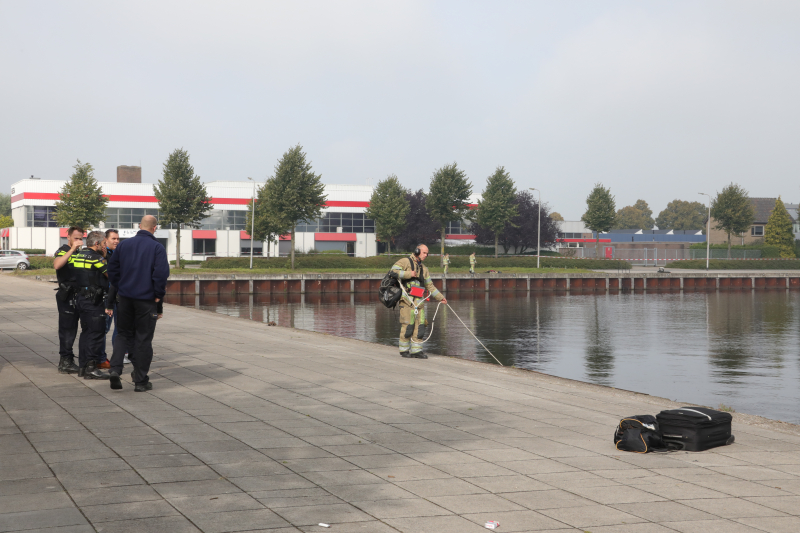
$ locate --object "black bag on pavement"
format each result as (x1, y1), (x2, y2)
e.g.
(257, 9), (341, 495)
(656, 407), (734, 452)
(378, 271), (403, 309)
(614, 415), (665, 453)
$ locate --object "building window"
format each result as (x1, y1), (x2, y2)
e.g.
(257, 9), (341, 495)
(751, 226), (764, 236)
(193, 239), (216, 256)
(296, 213), (375, 233)
(104, 208), (162, 229)
(446, 220), (472, 235)
(241, 240), (262, 255)
(26, 206), (58, 227)
(558, 232), (585, 239)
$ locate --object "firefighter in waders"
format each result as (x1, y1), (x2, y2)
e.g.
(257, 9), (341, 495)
(390, 245), (446, 359)
(469, 252), (476, 275)
(442, 253), (450, 277)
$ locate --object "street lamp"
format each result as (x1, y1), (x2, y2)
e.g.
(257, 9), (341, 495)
(247, 177), (256, 270)
(529, 188), (541, 269)
(699, 193), (711, 271)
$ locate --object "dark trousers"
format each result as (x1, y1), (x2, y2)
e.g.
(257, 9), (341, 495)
(75, 296), (107, 368)
(101, 303), (118, 361)
(110, 296), (158, 384)
(56, 296), (79, 359)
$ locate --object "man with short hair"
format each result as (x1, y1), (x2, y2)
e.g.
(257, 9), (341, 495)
(107, 215), (169, 392)
(389, 244), (446, 359)
(98, 229), (120, 368)
(72, 231), (112, 380)
(53, 226), (83, 374)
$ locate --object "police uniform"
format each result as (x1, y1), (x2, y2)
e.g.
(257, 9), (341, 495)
(391, 253), (444, 358)
(54, 244), (80, 373)
(70, 248), (111, 379)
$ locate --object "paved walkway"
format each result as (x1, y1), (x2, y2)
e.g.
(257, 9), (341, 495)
(2, 275), (800, 533)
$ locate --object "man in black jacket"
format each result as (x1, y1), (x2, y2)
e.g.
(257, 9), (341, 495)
(53, 226), (83, 374)
(107, 215), (169, 392)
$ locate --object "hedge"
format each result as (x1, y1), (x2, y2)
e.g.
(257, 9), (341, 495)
(688, 243), (784, 258)
(666, 259), (800, 270)
(19, 249), (46, 255)
(28, 256), (55, 269)
(202, 255), (631, 271)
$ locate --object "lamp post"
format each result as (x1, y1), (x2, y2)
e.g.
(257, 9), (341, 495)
(699, 193), (711, 271)
(247, 177), (256, 270)
(529, 187), (541, 269)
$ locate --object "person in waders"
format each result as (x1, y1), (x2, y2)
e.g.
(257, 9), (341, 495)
(442, 253), (450, 277)
(389, 245), (446, 359)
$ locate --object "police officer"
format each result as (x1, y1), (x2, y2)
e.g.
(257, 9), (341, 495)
(389, 244), (446, 359)
(71, 230), (112, 380)
(98, 228), (120, 368)
(53, 226), (83, 374)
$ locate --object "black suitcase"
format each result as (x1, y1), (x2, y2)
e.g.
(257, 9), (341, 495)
(656, 407), (734, 452)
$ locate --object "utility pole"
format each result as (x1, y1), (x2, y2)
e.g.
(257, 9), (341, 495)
(699, 192), (711, 271)
(529, 188), (541, 269)
(248, 177), (256, 270)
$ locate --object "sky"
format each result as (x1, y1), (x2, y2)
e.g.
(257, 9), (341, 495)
(2, 0), (799, 219)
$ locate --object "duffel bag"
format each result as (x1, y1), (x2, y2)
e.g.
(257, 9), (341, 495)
(656, 407), (734, 452)
(613, 415), (665, 453)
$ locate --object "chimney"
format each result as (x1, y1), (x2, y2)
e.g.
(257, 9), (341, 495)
(117, 165), (141, 183)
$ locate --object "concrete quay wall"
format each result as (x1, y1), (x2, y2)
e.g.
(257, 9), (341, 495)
(30, 272), (800, 295)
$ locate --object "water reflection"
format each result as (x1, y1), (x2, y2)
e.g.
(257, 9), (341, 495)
(167, 289), (800, 423)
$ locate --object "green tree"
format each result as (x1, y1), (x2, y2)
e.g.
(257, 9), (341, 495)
(613, 199), (654, 230)
(764, 196), (796, 258)
(266, 145), (327, 269)
(0, 193), (11, 217)
(476, 166), (517, 258)
(0, 215), (13, 228)
(581, 183), (616, 257)
(153, 148), (213, 268)
(711, 183), (754, 259)
(655, 199), (707, 231)
(550, 211), (564, 222)
(54, 160), (109, 229)
(427, 163), (472, 265)
(364, 175), (409, 254)
(245, 181), (286, 258)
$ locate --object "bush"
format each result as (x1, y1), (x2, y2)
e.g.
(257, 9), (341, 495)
(28, 256), (55, 270)
(203, 255), (631, 271)
(19, 249), (46, 255)
(665, 259), (800, 270)
(688, 243), (783, 258)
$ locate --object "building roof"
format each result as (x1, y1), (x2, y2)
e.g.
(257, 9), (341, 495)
(750, 198), (795, 224)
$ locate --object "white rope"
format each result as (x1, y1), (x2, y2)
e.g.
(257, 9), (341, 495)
(443, 303), (504, 367)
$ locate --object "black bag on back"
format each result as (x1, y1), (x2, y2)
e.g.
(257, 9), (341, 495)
(378, 271), (403, 309)
(656, 407), (734, 452)
(614, 415), (665, 453)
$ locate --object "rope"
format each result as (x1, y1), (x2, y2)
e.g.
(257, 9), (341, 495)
(443, 303), (504, 367)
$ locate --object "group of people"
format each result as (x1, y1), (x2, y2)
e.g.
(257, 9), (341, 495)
(54, 215), (170, 392)
(440, 252), (477, 277)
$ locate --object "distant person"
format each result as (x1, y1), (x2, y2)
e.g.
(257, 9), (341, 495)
(71, 231), (112, 380)
(389, 244), (446, 359)
(469, 252), (476, 275)
(442, 253), (450, 277)
(98, 228), (120, 368)
(53, 226), (83, 374)
(107, 215), (169, 392)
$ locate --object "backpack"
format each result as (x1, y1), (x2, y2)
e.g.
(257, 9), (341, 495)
(613, 415), (666, 453)
(378, 271), (403, 309)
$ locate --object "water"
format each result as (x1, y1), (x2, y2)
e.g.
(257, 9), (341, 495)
(166, 290), (800, 424)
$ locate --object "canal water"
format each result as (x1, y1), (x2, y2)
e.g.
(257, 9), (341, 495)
(167, 290), (800, 424)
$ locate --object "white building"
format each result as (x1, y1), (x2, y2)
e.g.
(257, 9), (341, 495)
(3, 177), (380, 259)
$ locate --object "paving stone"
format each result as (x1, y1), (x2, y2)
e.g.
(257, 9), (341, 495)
(384, 515), (491, 533)
(0, 508), (88, 533)
(352, 497), (451, 518)
(272, 503), (374, 526)
(80, 500), (180, 524)
(168, 493), (265, 515)
(91, 515), (201, 533)
(151, 479), (243, 498)
(661, 519), (767, 533)
(0, 492), (74, 514)
(736, 516), (800, 533)
(461, 509), (568, 532)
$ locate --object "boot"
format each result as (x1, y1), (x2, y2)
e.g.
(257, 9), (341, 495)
(109, 371), (122, 390)
(413, 352), (428, 359)
(58, 356), (79, 374)
(400, 352), (412, 358)
(84, 361), (110, 380)
(134, 382), (153, 392)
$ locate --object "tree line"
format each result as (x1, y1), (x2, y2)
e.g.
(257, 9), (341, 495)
(581, 183), (796, 258)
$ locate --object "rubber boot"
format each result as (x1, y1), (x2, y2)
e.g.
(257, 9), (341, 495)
(400, 352), (412, 358)
(413, 352), (428, 359)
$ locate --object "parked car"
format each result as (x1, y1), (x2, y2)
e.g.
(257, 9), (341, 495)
(0, 250), (31, 270)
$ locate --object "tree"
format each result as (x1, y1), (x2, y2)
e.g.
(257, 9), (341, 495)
(764, 196), (796, 258)
(246, 182), (286, 258)
(581, 183), (616, 257)
(394, 190), (439, 252)
(54, 160), (109, 229)
(711, 183), (754, 259)
(265, 145), (327, 269)
(655, 199), (707, 230)
(0, 193), (11, 217)
(473, 190), (559, 254)
(364, 175), (409, 254)
(427, 163), (472, 265)
(0, 215), (13, 228)
(476, 166), (517, 258)
(153, 149), (213, 268)
(550, 211), (564, 222)
(613, 199), (654, 230)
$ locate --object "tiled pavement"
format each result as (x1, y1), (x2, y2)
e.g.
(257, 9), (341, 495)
(2, 275), (800, 533)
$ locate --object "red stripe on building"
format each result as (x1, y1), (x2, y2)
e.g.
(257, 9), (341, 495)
(12, 192), (370, 208)
(315, 233), (357, 241)
(561, 238), (611, 243)
(240, 231), (251, 240)
(192, 230), (217, 239)
(446, 234), (477, 240)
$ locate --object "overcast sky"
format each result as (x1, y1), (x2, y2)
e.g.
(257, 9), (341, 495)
(2, 0), (799, 219)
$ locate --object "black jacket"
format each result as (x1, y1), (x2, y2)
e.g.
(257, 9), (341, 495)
(108, 230), (169, 300)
